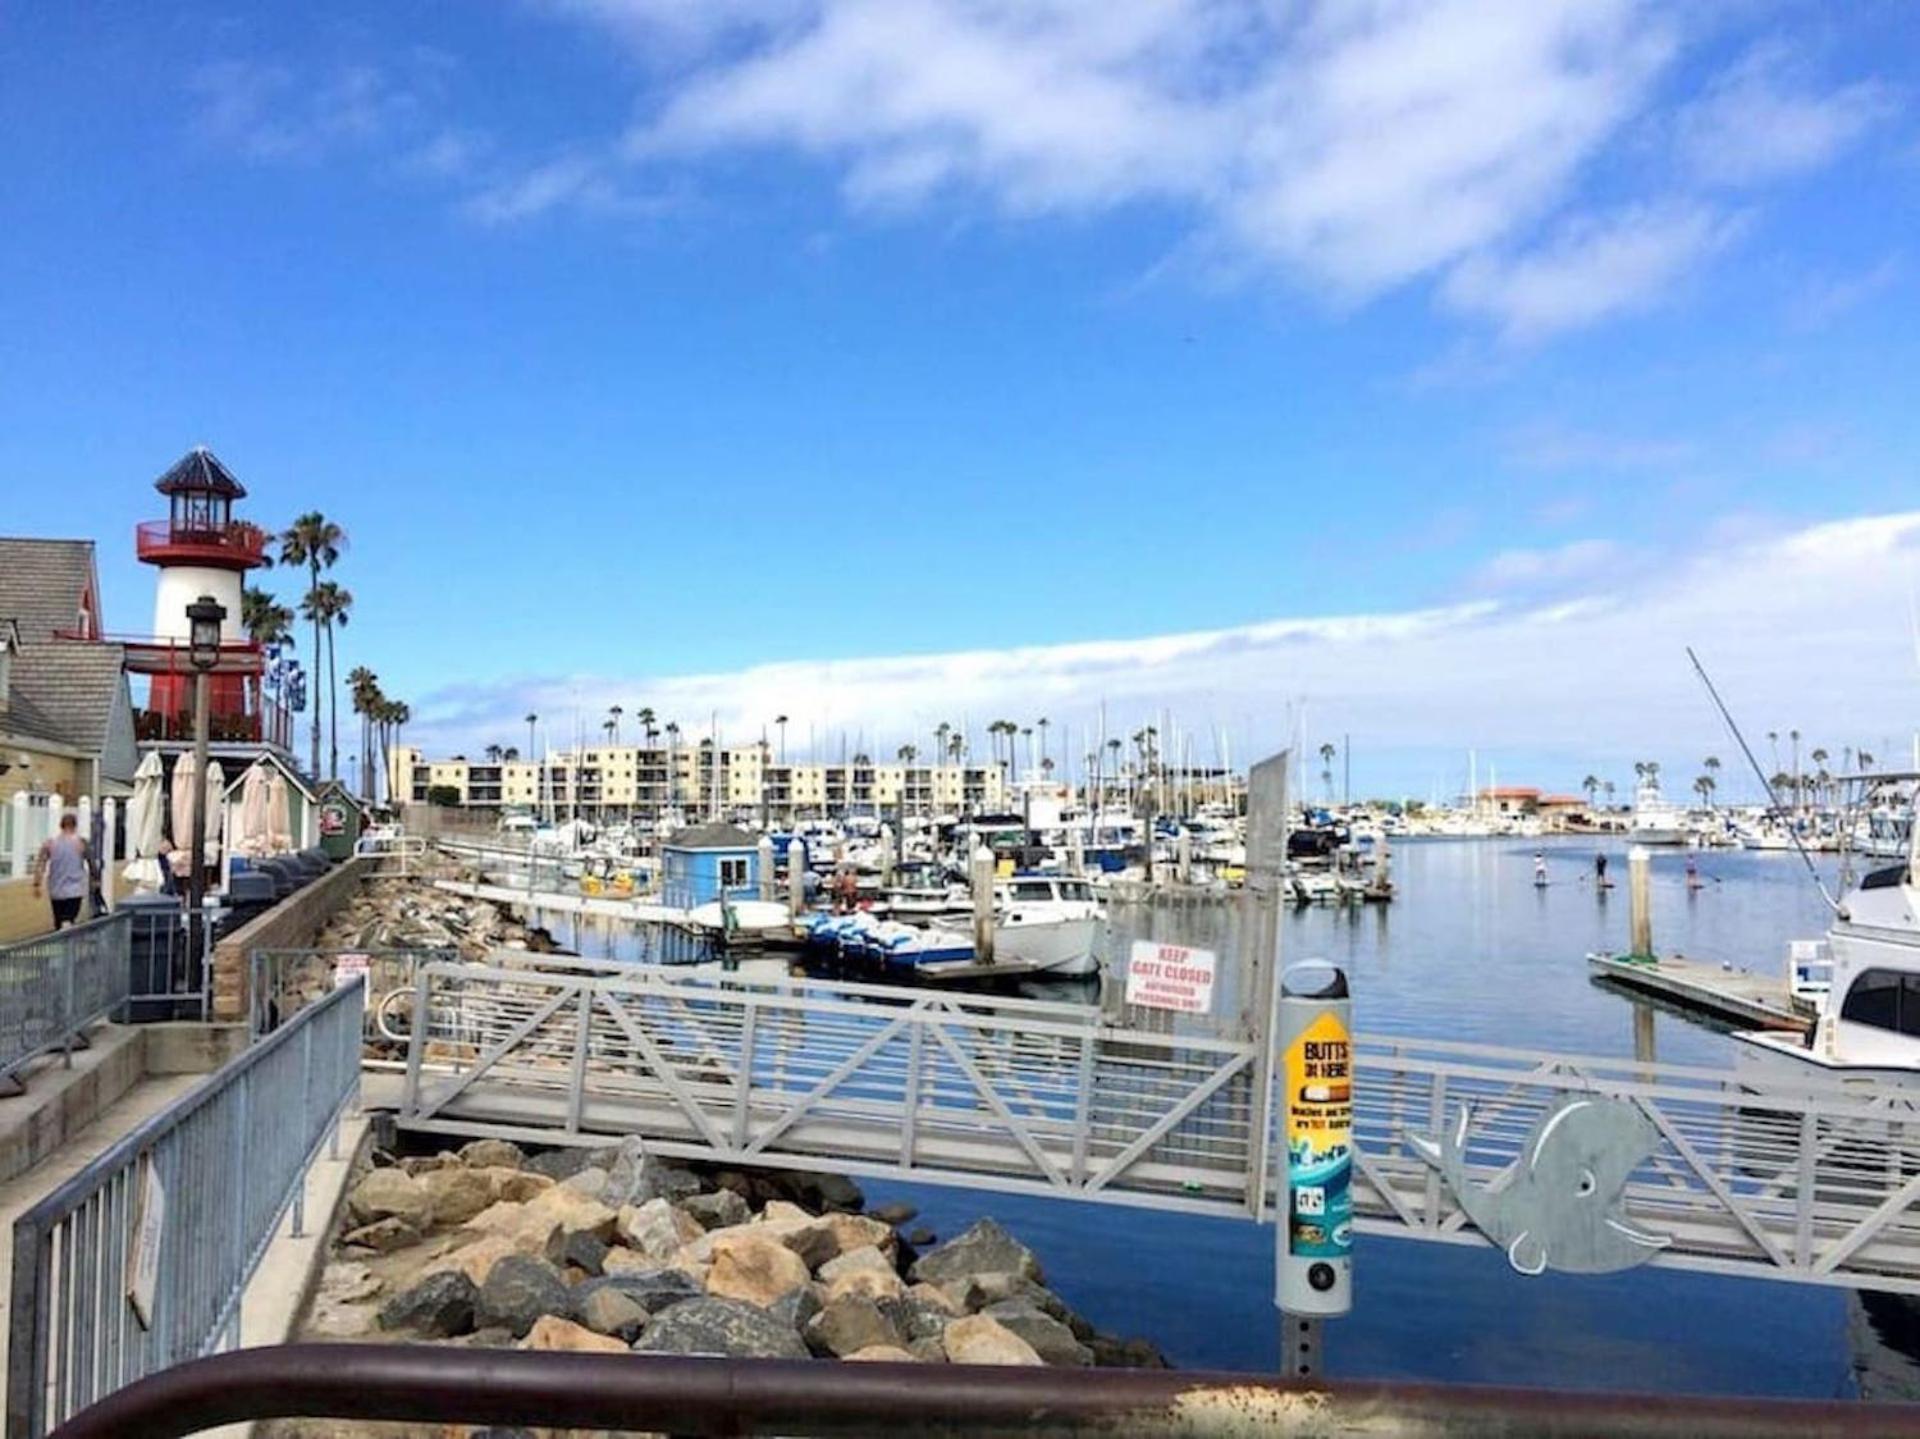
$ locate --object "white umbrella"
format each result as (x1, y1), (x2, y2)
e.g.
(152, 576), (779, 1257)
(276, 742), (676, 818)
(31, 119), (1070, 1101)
(267, 768), (293, 854)
(237, 760), (272, 858)
(167, 752), (226, 877)
(122, 751), (166, 891)
(203, 760), (225, 868)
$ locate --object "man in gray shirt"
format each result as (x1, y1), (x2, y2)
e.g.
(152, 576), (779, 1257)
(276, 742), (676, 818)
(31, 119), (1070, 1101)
(32, 812), (90, 931)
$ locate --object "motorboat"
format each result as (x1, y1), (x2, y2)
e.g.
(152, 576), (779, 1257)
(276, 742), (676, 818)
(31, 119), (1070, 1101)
(1628, 777), (1689, 846)
(1735, 806), (1920, 1092)
(994, 874), (1103, 977)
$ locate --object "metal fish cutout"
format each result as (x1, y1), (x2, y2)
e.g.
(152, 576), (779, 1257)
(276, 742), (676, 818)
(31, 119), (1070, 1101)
(1411, 1096), (1671, 1276)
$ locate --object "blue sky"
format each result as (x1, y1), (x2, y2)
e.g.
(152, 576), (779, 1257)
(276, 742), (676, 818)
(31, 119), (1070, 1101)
(3, 2), (1918, 797)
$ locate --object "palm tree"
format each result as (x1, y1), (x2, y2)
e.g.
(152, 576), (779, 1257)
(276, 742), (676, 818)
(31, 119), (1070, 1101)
(300, 581), (352, 780)
(1694, 774), (1715, 809)
(278, 512), (346, 776)
(501, 745), (519, 763)
(1603, 780), (1616, 808)
(775, 714), (789, 764)
(665, 720), (681, 808)
(1810, 748), (1829, 806)
(241, 586), (295, 649)
(346, 666), (380, 798)
(1036, 717), (1050, 767)
(608, 704), (624, 745)
(638, 707), (658, 746)
(1789, 729), (1802, 807)
(1581, 774), (1600, 810)
(1318, 742), (1336, 803)
(1860, 750), (1876, 773)
(935, 722), (950, 772)
(484, 743), (503, 763)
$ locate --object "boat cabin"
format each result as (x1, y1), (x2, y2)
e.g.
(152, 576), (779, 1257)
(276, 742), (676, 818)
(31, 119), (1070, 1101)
(662, 821), (760, 907)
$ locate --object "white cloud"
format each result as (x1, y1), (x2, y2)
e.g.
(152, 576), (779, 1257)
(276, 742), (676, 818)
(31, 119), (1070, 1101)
(1506, 424), (1699, 472)
(1441, 201), (1740, 341)
(409, 510), (1920, 789)
(1788, 255), (1902, 329)
(189, 59), (428, 162)
(1473, 538), (1622, 589)
(1678, 41), (1894, 187)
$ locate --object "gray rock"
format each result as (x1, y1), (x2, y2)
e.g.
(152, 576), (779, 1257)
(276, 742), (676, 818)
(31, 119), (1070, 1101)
(984, 1300), (1093, 1367)
(906, 1228), (937, 1248)
(949, 1273), (1069, 1322)
(575, 1285), (649, 1343)
(1085, 1334), (1171, 1369)
(909, 1219), (1043, 1286)
(870, 1202), (918, 1227)
(525, 1148), (598, 1182)
(602, 1137), (702, 1208)
(631, 1297), (810, 1360)
(767, 1284), (822, 1335)
(572, 1268), (705, 1317)
(780, 1171), (865, 1213)
(341, 1216), (419, 1253)
(476, 1255), (571, 1338)
(878, 1294), (952, 1345)
(908, 1336), (948, 1364)
(377, 1271), (477, 1338)
(562, 1231), (609, 1277)
(560, 1166), (611, 1200)
(681, 1189), (751, 1231)
(459, 1139), (525, 1170)
(806, 1294), (903, 1358)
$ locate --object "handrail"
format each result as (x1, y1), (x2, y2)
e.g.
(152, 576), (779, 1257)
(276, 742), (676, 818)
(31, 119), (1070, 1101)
(0, 914), (131, 1092)
(45, 1345), (1920, 1439)
(7, 977), (364, 1438)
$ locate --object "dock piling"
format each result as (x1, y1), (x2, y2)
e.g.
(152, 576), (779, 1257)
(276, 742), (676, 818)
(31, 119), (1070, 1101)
(1628, 846), (1653, 959)
(970, 843), (995, 963)
(787, 839), (807, 919)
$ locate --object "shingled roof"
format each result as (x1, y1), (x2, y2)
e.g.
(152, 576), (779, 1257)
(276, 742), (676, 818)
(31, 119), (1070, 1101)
(666, 821), (759, 850)
(153, 446), (247, 498)
(0, 538), (95, 642)
(11, 642), (128, 757)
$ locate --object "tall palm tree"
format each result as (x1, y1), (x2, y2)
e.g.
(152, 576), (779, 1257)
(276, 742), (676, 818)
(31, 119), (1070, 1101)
(665, 720), (681, 808)
(935, 722), (950, 773)
(241, 586), (295, 649)
(1810, 748), (1829, 806)
(484, 743), (503, 764)
(638, 707), (658, 745)
(300, 581), (352, 780)
(1581, 774), (1600, 809)
(775, 714), (789, 763)
(1318, 742), (1337, 803)
(609, 704), (624, 745)
(346, 666), (380, 797)
(1694, 773), (1715, 809)
(278, 512), (346, 776)
(1036, 717), (1050, 766)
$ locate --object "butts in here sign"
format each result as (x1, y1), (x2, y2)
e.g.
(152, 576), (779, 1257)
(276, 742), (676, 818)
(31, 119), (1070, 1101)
(1125, 940), (1218, 1014)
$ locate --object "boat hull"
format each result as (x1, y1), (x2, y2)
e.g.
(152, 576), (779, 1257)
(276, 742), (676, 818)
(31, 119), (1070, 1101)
(996, 914), (1100, 976)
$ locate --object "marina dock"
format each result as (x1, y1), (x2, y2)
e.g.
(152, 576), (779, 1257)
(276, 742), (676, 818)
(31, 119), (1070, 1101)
(1586, 951), (1811, 1033)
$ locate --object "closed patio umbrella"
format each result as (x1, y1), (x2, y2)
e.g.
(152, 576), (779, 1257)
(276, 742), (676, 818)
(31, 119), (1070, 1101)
(122, 751), (166, 891)
(236, 759), (272, 858)
(167, 752), (225, 877)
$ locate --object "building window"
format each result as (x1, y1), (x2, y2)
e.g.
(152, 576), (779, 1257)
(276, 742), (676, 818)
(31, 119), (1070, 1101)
(719, 857), (750, 889)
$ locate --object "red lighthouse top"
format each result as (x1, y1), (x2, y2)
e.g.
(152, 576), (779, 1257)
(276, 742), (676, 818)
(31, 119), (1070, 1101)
(136, 446), (269, 570)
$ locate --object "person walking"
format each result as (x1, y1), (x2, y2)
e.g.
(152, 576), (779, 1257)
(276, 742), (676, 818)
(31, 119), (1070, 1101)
(31, 812), (91, 931)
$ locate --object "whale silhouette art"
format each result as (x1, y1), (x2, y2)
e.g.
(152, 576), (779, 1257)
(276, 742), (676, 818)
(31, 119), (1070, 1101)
(1410, 1095), (1671, 1276)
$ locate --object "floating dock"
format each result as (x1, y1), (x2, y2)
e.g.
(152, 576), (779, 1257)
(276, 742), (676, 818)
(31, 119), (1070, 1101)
(1586, 951), (1811, 1033)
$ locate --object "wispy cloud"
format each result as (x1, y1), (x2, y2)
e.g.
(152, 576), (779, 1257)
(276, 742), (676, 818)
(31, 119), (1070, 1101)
(1788, 255), (1902, 329)
(1677, 40), (1895, 188)
(407, 510), (1920, 785)
(1506, 423), (1699, 472)
(1440, 201), (1741, 341)
(189, 59), (430, 163)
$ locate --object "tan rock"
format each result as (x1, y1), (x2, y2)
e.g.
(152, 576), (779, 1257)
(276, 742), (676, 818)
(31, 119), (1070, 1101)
(617, 1198), (703, 1261)
(748, 1208), (837, 1269)
(346, 1168), (430, 1230)
(460, 1138), (526, 1170)
(481, 1167), (556, 1203)
(340, 1216), (420, 1254)
(823, 1266), (905, 1304)
(845, 1344), (919, 1362)
(943, 1314), (1044, 1367)
(423, 1234), (521, 1287)
(907, 1282), (961, 1316)
(818, 1245), (894, 1284)
(706, 1231), (811, 1308)
(520, 1314), (628, 1354)
(527, 1184), (619, 1241)
(823, 1213), (896, 1259)
(463, 1202), (565, 1263)
(420, 1166), (497, 1227)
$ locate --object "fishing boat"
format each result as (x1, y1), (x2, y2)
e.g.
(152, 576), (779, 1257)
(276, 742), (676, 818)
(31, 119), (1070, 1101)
(994, 874), (1103, 977)
(1628, 777), (1689, 846)
(1735, 784), (1920, 1091)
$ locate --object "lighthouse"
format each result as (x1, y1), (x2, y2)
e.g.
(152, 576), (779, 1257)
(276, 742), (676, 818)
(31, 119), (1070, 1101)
(137, 448), (270, 727)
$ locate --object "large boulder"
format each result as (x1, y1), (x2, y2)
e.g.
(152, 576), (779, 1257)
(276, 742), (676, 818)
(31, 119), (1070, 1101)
(822, 1213), (895, 1259)
(804, 1294), (902, 1358)
(476, 1256), (572, 1338)
(942, 1313), (1044, 1367)
(707, 1231), (810, 1308)
(944, 1272), (1070, 1322)
(521, 1315), (627, 1354)
(346, 1169), (430, 1230)
(421, 1167), (498, 1227)
(617, 1198), (703, 1261)
(631, 1297), (810, 1360)
(869, 1202), (918, 1227)
(575, 1285), (650, 1344)
(1085, 1334), (1171, 1369)
(751, 1203), (838, 1269)
(572, 1268), (705, 1319)
(818, 1246), (894, 1286)
(377, 1271), (478, 1338)
(767, 1284), (822, 1335)
(879, 1293), (954, 1347)
(681, 1189), (750, 1231)
(460, 1139), (526, 1170)
(487, 1169), (556, 1204)
(525, 1148), (598, 1183)
(777, 1171), (866, 1214)
(562, 1231), (610, 1278)
(823, 1266), (905, 1305)
(561, 1167), (612, 1201)
(910, 1219), (1041, 1287)
(984, 1300), (1093, 1367)
(846, 1344), (919, 1362)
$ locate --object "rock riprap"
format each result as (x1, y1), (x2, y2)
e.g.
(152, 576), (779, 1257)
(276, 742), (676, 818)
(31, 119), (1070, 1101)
(306, 1139), (1169, 1371)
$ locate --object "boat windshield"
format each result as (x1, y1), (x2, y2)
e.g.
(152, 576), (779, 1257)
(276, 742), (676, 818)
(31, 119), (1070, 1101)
(1009, 880), (1055, 901)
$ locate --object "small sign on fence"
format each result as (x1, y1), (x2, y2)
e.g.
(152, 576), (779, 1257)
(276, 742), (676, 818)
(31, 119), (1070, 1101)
(126, 1150), (166, 1330)
(334, 953), (371, 1007)
(1125, 940), (1218, 1014)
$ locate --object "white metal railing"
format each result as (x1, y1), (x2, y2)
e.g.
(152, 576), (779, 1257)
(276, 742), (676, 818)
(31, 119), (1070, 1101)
(0, 915), (130, 1095)
(400, 961), (1269, 1214)
(352, 832), (428, 879)
(6, 976), (364, 1439)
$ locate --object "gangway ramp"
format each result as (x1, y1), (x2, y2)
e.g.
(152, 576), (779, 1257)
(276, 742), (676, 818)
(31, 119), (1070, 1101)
(395, 959), (1920, 1294)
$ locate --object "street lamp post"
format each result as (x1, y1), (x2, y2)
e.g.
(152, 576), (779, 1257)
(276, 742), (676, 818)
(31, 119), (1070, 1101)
(185, 594), (225, 967)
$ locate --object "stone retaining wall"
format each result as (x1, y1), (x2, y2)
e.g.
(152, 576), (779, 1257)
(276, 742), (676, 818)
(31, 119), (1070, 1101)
(211, 856), (370, 1021)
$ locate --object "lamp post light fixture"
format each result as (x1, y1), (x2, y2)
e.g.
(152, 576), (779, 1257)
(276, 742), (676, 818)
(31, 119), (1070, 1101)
(185, 594), (226, 978)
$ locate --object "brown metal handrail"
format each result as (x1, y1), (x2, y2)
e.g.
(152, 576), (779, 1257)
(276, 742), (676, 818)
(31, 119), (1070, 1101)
(46, 1345), (1920, 1439)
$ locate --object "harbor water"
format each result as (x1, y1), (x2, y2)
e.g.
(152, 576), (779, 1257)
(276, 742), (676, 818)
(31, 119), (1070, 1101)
(539, 837), (1918, 1397)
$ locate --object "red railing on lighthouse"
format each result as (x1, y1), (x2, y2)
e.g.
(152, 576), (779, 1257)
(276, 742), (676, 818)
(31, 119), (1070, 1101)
(134, 518), (270, 567)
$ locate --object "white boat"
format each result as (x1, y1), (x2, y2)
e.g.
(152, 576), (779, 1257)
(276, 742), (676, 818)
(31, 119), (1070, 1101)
(1735, 815), (1920, 1092)
(1628, 777), (1689, 846)
(994, 875), (1102, 977)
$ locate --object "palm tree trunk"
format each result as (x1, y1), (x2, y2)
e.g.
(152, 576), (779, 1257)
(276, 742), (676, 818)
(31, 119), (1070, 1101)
(326, 621), (340, 781)
(308, 562), (322, 777)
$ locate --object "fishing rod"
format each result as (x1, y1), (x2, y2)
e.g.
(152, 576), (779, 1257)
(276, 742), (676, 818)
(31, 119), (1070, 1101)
(1686, 646), (1839, 914)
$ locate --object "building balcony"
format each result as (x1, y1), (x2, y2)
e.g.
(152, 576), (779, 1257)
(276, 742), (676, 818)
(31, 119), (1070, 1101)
(135, 518), (271, 569)
(134, 704), (290, 747)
